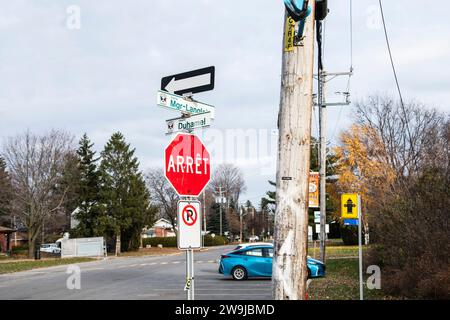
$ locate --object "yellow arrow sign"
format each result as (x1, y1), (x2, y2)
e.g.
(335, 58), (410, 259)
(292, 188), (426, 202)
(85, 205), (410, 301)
(341, 194), (359, 219)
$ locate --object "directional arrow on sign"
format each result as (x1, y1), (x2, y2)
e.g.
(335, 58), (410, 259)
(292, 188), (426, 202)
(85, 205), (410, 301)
(161, 66), (215, 96)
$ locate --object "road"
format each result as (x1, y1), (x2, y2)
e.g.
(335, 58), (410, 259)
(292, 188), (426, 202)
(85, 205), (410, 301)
(0, 246), (272, 300)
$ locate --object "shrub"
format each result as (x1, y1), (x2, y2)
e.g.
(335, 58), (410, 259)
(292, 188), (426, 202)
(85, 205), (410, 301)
(368, 167), (450, 299)
(141, 235), (228, 248)
(204, 235), (228, 246)
(340, 225), (359, 245)
(142, 237), (177, 248)
(12, 245), (29, 255)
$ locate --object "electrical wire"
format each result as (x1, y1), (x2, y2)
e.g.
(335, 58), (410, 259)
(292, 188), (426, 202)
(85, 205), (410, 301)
(378, 0), (415, 157)
(378, 0), (404, 107)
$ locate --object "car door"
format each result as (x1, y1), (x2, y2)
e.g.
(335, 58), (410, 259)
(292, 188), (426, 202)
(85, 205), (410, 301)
(243, 248), (267, 277)
(262, 247), (274, 277)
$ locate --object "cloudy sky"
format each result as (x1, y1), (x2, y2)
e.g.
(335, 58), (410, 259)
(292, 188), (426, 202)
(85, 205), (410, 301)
(1, 0), (449, 205)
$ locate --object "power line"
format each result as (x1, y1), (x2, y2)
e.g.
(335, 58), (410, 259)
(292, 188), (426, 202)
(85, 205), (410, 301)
(378, 0), (404, 107)
(378, 0), (415, 158)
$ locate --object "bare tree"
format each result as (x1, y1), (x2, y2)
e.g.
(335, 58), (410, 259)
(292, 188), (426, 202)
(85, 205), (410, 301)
(145, 168), (179, 233)
(209, 163), (247, 209)
(2, 130), (74, 257)
(355, 95), (446, 180)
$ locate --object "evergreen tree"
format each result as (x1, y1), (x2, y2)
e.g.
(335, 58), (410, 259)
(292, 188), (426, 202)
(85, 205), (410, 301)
(58, 151), (81, 231)
(207, 202), (229, 235)
(99, 132), (154, 253)
(72, 134), (103, 237)
(0, 157), (12, 224)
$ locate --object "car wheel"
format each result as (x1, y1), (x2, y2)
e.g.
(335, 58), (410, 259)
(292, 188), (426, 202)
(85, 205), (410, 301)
(232, 266), (247, 281)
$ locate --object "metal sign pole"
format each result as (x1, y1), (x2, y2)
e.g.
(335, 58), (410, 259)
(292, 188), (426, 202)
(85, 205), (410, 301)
(186, 249), (192, 300)
(190, 248), (195, 300)
(358, 195), (363, 300)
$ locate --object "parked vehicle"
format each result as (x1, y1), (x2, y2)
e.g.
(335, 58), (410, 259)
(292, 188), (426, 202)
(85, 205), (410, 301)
(40, 243), (61, 254)
(233, 242), (273, 251)
(218, 245), (325, 280)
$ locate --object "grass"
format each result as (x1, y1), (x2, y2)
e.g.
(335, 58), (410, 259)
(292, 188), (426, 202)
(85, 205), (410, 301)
(309, 258), (387, 300)
(116, 247), (180, 257)
(307, 245), (389, 300)
(308, 245), (368, 259)
(0, 257), (95, 275)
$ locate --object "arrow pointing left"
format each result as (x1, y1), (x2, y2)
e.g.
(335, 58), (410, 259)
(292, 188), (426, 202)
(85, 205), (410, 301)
(161, 66), (215, 96)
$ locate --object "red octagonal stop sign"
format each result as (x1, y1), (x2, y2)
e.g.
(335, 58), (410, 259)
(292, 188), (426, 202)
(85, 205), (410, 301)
(165, 133), (211, 197)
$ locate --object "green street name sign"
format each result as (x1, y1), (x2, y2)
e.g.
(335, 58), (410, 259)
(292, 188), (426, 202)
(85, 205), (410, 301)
(166, 112), (212, 134)
(157, 90), (215, 119)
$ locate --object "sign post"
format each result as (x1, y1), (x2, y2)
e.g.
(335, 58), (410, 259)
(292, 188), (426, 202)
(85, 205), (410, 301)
(178, 200), (202, 301)
(341, 193), (363, 300)
(159, 67), (215, 301)
(358, 194), (363, 300)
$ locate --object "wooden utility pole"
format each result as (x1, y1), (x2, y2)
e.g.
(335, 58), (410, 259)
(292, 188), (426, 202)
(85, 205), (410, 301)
(273, 4), (316, 300)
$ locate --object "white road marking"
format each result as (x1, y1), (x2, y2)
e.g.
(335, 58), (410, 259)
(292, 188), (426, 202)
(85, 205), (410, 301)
(83, 267), (105, 271)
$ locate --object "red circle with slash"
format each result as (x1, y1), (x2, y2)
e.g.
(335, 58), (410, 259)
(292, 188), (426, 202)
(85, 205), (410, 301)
(181, 205), (198, 226)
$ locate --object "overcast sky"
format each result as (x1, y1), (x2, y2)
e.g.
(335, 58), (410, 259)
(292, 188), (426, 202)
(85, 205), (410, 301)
(1, 0), (449, 205)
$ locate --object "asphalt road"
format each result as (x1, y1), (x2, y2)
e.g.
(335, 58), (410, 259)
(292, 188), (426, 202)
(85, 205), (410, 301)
(0, 246), (272, 300)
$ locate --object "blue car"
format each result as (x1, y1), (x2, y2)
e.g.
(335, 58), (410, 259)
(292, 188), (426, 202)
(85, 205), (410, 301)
(218, 245), (325, 280)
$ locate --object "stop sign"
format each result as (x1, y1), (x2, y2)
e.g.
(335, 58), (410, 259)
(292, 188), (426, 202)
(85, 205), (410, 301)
(164, 133), (211, 197)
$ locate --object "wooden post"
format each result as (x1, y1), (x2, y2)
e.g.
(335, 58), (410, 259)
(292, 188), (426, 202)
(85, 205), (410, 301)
(273, 4), (316, 300)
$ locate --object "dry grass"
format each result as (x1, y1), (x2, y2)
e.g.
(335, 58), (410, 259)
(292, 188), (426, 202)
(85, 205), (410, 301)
(116, 247), (181, 257)
(0, 257), (95, 274)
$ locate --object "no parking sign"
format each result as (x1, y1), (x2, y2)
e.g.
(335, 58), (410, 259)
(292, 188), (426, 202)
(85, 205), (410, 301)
(177, 200), (201, 250)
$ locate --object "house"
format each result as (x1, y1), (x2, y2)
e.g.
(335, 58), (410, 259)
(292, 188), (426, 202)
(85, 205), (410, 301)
(0, 226), (16, 254)
(142, 219), (175, 238)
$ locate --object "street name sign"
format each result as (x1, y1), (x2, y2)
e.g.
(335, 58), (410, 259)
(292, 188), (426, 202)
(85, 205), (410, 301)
(164, 133), (211, 197)
(157, 90), (215, 119)
(177, 200), (202, 250)
(161, 66), (215, 96)
(341, 193), (359, 219)
(166, 112), (212, 135)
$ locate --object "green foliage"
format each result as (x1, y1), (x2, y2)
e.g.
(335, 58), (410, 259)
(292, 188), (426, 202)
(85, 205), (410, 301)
(58, 151), (81, 231)
(204, 235), (228, 246)
(71, 134), (104, 237)
(143, 237), (177, 247)
(12, 245), (29, 255)
(0, 156), (12, 223)
(142, 235), (228, 248)
(99, 132), (155, 252)
(207, 202), (229, 235)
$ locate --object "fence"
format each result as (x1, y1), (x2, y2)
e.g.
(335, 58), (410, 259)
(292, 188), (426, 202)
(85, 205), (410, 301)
(61, 237), (105, 258)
